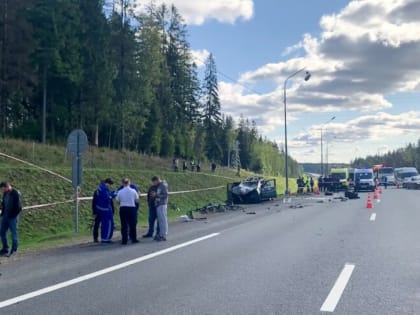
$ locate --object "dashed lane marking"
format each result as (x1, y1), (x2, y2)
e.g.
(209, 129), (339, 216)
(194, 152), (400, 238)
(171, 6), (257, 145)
(370, 213), (376, 221)
(320, 263), (355, 313)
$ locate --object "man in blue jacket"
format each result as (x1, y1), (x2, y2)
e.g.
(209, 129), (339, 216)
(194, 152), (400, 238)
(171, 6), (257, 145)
(94, 178), (115, 243)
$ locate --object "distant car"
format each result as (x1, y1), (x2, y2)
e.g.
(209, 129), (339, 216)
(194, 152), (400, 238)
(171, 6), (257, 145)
(229, 177), (277, 203)
(405, 176), (420, 190)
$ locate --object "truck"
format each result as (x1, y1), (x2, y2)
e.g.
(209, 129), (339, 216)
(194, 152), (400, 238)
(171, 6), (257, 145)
(330, 168), (350, 191)
(373, 164), (395, 186)
(354, 168), (375, 192)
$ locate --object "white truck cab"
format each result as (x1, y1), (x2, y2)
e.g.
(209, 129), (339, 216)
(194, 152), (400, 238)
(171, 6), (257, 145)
(354, 168), (375, 192)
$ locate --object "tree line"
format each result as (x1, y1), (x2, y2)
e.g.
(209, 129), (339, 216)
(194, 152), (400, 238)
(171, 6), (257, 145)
(0, 0), (301, 177)
(352, 139), (420, 170)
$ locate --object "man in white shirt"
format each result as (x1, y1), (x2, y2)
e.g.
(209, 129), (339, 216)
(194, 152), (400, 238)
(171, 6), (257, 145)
(116, 178), (139, 245)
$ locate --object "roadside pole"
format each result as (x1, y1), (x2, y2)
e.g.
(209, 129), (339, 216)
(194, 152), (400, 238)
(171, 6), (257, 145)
(67, 129), (88, 233)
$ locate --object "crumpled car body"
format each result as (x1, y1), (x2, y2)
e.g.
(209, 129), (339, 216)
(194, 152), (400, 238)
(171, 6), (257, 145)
(229, 177), (277, 204)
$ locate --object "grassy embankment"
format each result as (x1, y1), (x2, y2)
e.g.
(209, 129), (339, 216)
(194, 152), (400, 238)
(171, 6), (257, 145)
(0, 138), (297, 249)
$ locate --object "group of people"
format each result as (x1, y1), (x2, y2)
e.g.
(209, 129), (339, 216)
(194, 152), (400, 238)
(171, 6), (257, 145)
(91, 175), (169, 244)
(297, 176), (315, 193)
(175, 159), (217, 173)
(318, 176), (341, 192)
(179, 159), (202, 172)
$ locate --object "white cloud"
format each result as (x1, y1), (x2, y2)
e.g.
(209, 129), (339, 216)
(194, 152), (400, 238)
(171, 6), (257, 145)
(191, 49), (210, 68)
(219, 0), (420, 135)
(294, 111), (420, 147)
(290, 111), (420, 163)
(136, 0), (254, 25)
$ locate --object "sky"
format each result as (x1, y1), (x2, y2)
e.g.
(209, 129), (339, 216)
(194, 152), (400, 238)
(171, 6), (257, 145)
(139, 0), (420, 163)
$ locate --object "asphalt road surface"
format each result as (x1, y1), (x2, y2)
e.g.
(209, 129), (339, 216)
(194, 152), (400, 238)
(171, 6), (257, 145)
(0, 188), (419, 315)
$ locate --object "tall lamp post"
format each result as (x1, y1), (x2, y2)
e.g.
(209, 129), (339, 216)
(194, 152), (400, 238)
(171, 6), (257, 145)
(325, 136), (337, 176)
(320, 116), (336, 177)
(283, 68), (311, 195)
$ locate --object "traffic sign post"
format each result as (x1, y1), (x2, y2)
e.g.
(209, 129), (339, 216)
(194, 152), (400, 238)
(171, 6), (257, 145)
(67, 129), (89, 233)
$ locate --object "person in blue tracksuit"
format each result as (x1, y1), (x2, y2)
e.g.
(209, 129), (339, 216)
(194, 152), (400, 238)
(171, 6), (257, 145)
(96, 178), (115, 243)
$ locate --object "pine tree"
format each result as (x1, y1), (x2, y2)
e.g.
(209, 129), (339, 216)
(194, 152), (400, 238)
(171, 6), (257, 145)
(203, 53), (222, 161)
(136, 8), (164, 154)
(77, 0), (115, 145)
(0, 0), (36, 137)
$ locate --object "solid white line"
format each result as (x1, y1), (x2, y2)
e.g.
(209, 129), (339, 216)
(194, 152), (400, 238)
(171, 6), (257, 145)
(0, 233), (220, 309)
(370, 213), (377, 221)
(320, 263), (355, 313)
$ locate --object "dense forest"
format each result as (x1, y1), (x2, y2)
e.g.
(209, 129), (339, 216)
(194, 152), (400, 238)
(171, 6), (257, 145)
(0, 0), (302, 176)
(352, 140), (420, 170)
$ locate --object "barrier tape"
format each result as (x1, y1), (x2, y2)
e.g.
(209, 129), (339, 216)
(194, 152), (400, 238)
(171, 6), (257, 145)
(0, 152), (72, 183)
(23, 200), (74, 211)
(22, 186), (225, 212)
(1, 151), (226, 211)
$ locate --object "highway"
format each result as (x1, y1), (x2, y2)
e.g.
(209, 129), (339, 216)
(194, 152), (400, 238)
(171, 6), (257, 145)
(0, 188), (419, 314)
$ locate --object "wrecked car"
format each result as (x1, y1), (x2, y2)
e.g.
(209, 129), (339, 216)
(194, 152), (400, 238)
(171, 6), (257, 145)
(228, 177), (277, 204)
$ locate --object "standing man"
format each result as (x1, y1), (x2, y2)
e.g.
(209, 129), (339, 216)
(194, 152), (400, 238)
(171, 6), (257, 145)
(116, 179), (139, 245)
(143, 180), (160, 238)
(151, 176), (168, 242)
(117, 181), (140, 235)
(0, 182), (22, 257)
(91, 187), (101, 243)
(96, 178), (115, 243)
(383, 176), (388, 189)
(318, 176), (323, 192)
(211, 162), (217, 173)
(310, 177), (314, 193)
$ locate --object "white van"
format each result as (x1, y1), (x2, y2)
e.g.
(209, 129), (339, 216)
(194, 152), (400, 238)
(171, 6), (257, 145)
(394, 167), (419, 188)
(354, 168), (375, 192)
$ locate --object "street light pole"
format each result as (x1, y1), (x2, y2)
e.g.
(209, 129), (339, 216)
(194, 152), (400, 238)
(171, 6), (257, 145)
(325, 136), (337, 175)
(320, 116), (336, 177)
(320, 127), (324, 177)
(283, 68), (311, 195)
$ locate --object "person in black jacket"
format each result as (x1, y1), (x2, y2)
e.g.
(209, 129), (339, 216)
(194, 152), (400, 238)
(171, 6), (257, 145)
(0, 182), (22, 257)
(91, 188), (101, 243)
(142, 181), (160, 238)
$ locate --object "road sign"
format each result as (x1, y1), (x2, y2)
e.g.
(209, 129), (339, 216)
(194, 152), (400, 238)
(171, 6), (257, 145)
(67, 129), (88, 157)
(66, 129), (88, 233)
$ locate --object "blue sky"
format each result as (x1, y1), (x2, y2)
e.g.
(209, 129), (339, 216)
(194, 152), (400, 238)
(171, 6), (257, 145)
(149, 0), (420, 163)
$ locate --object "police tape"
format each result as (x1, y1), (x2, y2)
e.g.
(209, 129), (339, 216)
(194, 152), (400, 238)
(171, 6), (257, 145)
(0, 152), (72, 183)
(23, 200), (75, 210)
(22, 186), (225, 211)
(1, 151), (226, 211)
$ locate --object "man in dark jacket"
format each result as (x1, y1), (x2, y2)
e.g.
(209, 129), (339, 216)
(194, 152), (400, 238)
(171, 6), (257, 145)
(91, 188), (101, 243)
(143, 181), (160, 238)
(0, 182), (22, 257)
(151, 176), (168, 241)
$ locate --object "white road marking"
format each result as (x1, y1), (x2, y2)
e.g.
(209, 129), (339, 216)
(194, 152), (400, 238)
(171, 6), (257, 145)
(320, 263), (355, 313)
(0, 233), (220, 309)
(370, 213), (376, 221)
